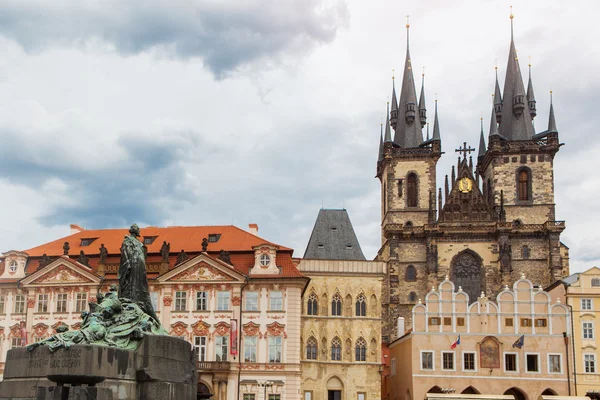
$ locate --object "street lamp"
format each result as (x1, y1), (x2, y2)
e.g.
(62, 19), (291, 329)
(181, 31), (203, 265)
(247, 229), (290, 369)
(258, 381), (273, 400)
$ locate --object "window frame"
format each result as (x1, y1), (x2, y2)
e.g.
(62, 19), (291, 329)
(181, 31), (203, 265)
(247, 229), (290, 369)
(307, 292), (318, 316)
(194, 336), (207, 361)
(306, 337), (318, 360)
(584, 353), (596, 373)
(592, 278), (600, 287)
(37, 294), (49, 313)
(547, 353), (562, 374)
(55, 293), (68, 313)
(462, 351), (477, 372)
(244, 336), (258, 363)
(260, 254), (270, 266)
(355, 337), (367, 362)
(270, 291), (283, 311)
(504, 352), (519, 373)
(245, 291), (259, 311)
(505, 318), (514, 327)
(8, 260), (17, 273)
(14, 294), (25, 314)
(75, 293), (87, 313)
(196, 291), (208, 311)
(0, 295), (4, 314)
(420, 350), (434, 371)
(583, 321), (595, 339)
(174, 291), (187, 311)
(405, 265), (417, 282)
(11, 337), (22, 348)
(268, 336), (282, 363)
(441, 351), (455, 371)
(520, 318), (532, 327)
(406, 172), (418, 208)
(516, 167), (532, 203)
(331, 337), (342, 361)
(215, 335), (228, 361)
(216, 291), (230, 311)
(581, 298), (593, 311)
(355, 294), (367, 317)
(525, 352), (540, 373)
(331, 294), (342, 316)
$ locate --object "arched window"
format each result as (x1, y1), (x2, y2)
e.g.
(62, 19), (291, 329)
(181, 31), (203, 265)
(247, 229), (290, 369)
(517, 168), (531, 201)
(306, 337), (318, 360)
(407, 173), (418, 207)
(592, 278), (600, 287)
(331, 293), (342, 316)
(404, 221), (413, 227)
(307, 292), (318, 316)
(355, 337), (367, 361)
(405, 265), (417, 282)
(408, 292), (417, 303)
(331, 337), (342, 361)
(355, 294), (366, 317)
(8, 261), (17, 273)
(521, 246), (530, 260)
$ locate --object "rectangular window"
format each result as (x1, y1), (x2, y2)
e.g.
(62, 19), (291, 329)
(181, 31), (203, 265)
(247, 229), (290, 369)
(535, 318), (547, 327)
(14, 295), (25, 314)
(505, 318), (514, 327)
(55, 293), (67, 313)
(245, 292), (259, 311)
(429, 317), (440, 326)
(268, 396), (280, 400)
(391, 358), (397, 376)
(443, 317), (452, 326)
(244, 336), (257, 363)
(0, 296), (4, 313)
(150, 291), (158, 311)
(358, 394), (366, 400)
(520, 318), (532, 327)
(442, 352), (454, 370)
(269, 336), (282, 363)
(244, 395), (256, 400)
(196, 292), (207, 311)
(463, 352), (475, 371)
(505, 353), (518, 372)
(583, 322), (595, 339)
(208, 234), (221, 242)
(174, 291), (187, 311)
(582, 298), (593, 311)
(270, 291), (283, 311)
(75, 293), (87, 313)
(548, 354), (561, 373)
(11, 338), (22, 348)
(457, 317), (465, 327)
(421, 351), (433, 370)
(217, 291), (230, 311)
(215, 336), (228, 361)
(194, 336), (207, 361)
(585, 354), (596, 373)
(526, 354), (539, 372)
(37, 294), (48, 313)
(304, 392), (312, 400)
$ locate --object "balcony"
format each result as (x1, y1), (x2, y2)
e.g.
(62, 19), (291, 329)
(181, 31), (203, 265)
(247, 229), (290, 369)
(197, 361), (230, 372)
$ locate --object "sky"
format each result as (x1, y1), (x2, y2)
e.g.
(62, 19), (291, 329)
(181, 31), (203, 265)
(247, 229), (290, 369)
(0, 0), (598, 273)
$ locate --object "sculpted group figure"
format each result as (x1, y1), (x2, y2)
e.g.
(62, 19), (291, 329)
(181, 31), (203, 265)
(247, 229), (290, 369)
(28, 224), (167, 352)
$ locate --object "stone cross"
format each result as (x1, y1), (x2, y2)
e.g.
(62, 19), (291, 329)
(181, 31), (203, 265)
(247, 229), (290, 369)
(455, 142), (476, 159)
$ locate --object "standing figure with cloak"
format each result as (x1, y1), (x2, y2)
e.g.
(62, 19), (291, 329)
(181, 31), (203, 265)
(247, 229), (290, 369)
(119, 224), (160, 323)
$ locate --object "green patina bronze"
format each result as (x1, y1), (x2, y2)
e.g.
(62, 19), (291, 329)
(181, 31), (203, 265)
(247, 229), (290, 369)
(28, 224), (167, 353)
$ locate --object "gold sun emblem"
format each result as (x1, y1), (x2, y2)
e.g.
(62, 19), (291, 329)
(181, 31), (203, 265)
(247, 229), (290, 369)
(458, 177), (473, 193)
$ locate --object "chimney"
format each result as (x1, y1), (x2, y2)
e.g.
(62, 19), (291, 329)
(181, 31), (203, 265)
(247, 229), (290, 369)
(248, 223), (259, 236)
(70, 224), (84, 235)
(397, 317), (405, 337)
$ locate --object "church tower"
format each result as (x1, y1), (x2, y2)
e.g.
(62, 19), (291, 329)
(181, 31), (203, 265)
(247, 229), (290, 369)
(376, 21), (442, 339)
(376, 14), (568, 342)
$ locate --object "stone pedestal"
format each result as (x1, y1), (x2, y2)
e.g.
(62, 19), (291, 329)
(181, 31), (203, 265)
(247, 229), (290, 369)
(0, 335), (196, 400)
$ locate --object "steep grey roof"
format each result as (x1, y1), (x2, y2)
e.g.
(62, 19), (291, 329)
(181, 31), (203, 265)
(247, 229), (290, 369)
(548, 95), (558, 133)
(527, 65), (536, 104)
(432, 100), (441, 140)
(489, 106), (500, 137)
(303, 209), (366, 260)
(378, 124), (384, 162)
(390, 79), (398, 115)
(478, 118), (486, 157)
(562, 273), (580, 286)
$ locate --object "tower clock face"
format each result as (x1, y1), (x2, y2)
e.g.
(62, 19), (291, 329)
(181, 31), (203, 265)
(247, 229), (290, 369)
(458, 177), (473, 193)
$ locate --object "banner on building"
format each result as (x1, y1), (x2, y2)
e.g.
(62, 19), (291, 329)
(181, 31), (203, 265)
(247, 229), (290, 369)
(20, 320), (28, 346)
(230, 319), (238, 356)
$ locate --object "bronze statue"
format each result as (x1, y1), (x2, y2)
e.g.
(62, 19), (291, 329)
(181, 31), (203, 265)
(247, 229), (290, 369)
(63, 242), (70, 256)
(77, 251), (89, 266)
(118, 224), (159, 322)
(201, 238), (208, 252)
(99, 244), (108, 263)
(176, 250), (188, 265)
(160, 241), (170, 262)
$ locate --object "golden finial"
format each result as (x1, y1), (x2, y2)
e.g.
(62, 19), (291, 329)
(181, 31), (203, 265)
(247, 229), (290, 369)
(528, 55), (532, 67)
(408, 59), (411, 71)
(510, 5), (514, 19)
(435, 92), (438, 103)
(406, 15), (410, 29)
(392, 69), (395, 80)
(422, 66), (425, 77)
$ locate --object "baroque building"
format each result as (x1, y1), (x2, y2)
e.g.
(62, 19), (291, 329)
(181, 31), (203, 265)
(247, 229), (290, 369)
(299, 209), (385, 400)
(0, 224), (308, 400)
(376, 16), (569, 340)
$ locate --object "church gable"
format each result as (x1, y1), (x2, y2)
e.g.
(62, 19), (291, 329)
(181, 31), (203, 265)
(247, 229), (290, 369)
(21, 257), (100, 286)
(439, 156), (494, 223)
(157, 254), (244, 283)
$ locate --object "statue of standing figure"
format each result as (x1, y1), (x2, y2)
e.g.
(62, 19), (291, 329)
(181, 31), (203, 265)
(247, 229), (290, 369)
(119, 224), (159, 322)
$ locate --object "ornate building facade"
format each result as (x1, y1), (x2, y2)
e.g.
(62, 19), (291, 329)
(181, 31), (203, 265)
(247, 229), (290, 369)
(376, 17), (569, 340)
(387, 276), (571, 400)
(0, 224), (308, 400)
(299, 209), (386, 400)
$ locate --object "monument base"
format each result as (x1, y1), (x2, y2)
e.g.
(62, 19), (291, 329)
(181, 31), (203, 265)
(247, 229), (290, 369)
(0, 335), (197, 400)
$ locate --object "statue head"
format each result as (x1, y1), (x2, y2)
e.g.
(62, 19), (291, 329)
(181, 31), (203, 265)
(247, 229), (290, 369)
(129, 224), (141, 237)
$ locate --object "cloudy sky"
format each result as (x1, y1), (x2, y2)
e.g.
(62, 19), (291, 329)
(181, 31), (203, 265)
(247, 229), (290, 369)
(0, 0), (598, 273)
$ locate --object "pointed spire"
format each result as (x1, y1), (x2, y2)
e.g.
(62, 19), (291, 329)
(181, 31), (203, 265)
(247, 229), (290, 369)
(384, 102), (392, 142)
(444, 175), (449, 199)
(451, 166), (456, 186)
(547, 91), (558, 133)
(393, 16), (424, 148)
(378, 122), (384, 162)
(438, 187), (443, 215)
(418, 67), (427, 128)
(390, 73), (398, 130)
(489, 102), (500, 137)
(432, 98), (441, 141)
(499, 8), (535, 140)
(494, 68), (503, 124)
(478, 117), (487, 157)
(527, 59), (536, 119)
(426, 123), (430, 141)
(469, 156), (473, 172)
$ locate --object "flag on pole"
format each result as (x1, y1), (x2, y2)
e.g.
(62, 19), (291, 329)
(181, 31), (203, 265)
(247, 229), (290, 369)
(450, 335), (460, 349)
(512, 335), (524, 349)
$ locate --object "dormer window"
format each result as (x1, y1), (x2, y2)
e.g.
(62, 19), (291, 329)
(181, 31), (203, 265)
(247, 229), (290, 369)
(143, 236), (157, 245)
(8, 261), (17, 273)
(80, 238), (97, 247)
(260, 254), (270, 266)
(208, 234), (221, 243)
(331, 227), (338, 232)
(346, 245), (353, 250)
(317, 244), (324, 249)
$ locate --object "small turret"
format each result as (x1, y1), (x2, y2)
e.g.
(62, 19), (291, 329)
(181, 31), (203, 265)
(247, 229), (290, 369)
(494, 68), (503, 124)
(384, 102), (393, 142)
(547, 91), (558, 133)
(390, 75), (398, 130)
(432, 99), (441, 142)
(527, 61), (536, 119)
(378, 122), (384, 162)
(478, 117), (486, 158)
(418, 69), (427, 128)
(489, 104), (500, 137)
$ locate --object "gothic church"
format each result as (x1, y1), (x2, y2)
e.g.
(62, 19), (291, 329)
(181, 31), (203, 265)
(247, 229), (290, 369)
(376, 17), (569, 340)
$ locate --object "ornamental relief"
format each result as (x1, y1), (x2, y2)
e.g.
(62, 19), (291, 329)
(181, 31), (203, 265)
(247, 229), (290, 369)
(170, 321), (189, 337)
(213, 321), (230, 337)
(171, 263), (231, 282)
(265, 322), (286, 339)
(35, 265), (89, 284)
(242, 322), (260, 337)
(191, 321), (210, 336)
(51, 322), (68, 331)
(163, 296), (173, 306)
(32, 323), (49, 338)
(9, 324), (21, 338)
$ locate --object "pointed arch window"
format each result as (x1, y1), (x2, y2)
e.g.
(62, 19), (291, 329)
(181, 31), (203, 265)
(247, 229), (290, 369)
(407, 173), (418, 207)
(331, 293), (342, 316)
(355, 294), (366, 317)
(306, 337), (318, 360)
(405, 265), (417, 282)
(355, 337), (367, 362)
(307, 292), (318, 316)
(331, 337), (342, 361)
(517, 168), (531, 202)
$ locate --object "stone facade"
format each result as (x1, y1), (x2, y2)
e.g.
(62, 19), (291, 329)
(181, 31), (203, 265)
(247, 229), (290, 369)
(298, 259), (386, 400)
